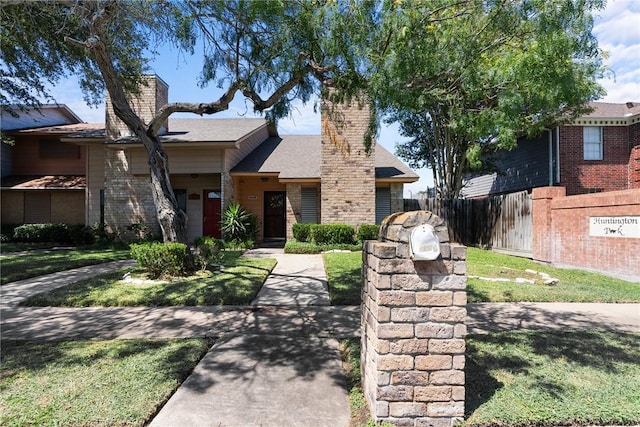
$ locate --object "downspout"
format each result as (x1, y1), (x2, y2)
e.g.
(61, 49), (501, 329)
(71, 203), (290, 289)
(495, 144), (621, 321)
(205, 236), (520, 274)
(556, 127), (560, 184)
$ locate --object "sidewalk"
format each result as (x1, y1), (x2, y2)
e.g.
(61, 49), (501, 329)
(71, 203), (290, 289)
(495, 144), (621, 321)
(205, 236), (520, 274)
(149, 249), (352, 427)
(1, 253), (638, 427)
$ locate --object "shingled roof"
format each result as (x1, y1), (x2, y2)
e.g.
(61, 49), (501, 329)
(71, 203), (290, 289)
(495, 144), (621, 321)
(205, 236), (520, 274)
(585, 101), (640, 118)
(231, 135), (418, 182)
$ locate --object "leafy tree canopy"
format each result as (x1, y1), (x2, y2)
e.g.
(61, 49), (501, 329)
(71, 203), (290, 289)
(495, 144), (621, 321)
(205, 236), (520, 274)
(368, 0), (606, 198)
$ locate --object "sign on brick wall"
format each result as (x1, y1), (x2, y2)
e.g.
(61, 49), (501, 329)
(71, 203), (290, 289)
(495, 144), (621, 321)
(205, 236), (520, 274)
(589, 216), (640, 238)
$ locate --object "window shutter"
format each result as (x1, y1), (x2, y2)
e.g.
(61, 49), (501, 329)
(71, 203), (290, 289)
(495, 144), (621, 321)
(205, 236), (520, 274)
(301, 187), (317, 223)
(375, 187), (391, 224)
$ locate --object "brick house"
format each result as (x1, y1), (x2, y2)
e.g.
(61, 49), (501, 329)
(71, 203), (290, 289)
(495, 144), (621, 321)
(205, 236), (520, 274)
(1, 76), (418, 242)
(1, 105), (103, 225)
(462, 101), (640, 198)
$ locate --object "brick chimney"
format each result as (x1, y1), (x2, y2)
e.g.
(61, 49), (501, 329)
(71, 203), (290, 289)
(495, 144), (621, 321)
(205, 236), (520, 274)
(105, 75), (169, 140)
(320, 94), (376, 226)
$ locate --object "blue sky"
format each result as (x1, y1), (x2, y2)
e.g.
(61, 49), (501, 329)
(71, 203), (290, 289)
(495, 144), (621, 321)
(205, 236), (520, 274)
(48, 0), (640, 196)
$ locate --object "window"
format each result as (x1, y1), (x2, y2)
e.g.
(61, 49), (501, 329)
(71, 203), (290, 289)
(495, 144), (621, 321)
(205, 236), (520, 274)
(583, 126), (602, 160)
(301, 187), (318, 223)
(175, 189), (187, 213)
(375, 187), (391, 225)
(39, 139), (80, 158)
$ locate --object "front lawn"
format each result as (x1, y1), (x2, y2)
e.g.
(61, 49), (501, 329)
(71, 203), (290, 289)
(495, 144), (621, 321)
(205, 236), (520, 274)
(322, 248), (640, 304)
(467, 247), (640, 302)
(466, 329), (640, 426)
(343, 330), (640, 426)
(0, 338), (211, 427)
(323, 251), (362, 305)
(20, 251), (277, 307)
(1, 247), (132, 285)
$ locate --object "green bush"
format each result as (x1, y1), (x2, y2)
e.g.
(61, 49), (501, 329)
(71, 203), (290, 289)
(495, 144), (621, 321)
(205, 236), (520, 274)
(292, 223), (312, 242)
(12, 223), (96, 245)
(130, 242), (188, 278)
(221, 203), (257, 248)
(194, 236), (223, 271)
(357, 224), (380, 242)
(310, 224), (355, 245)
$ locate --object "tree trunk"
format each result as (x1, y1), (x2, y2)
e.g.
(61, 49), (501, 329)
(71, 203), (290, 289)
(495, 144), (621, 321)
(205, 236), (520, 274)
(82, 20), (188, 244)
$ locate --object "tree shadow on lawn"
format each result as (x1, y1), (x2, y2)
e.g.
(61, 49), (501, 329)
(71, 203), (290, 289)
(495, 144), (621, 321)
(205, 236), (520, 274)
(465, 329), (640, 417)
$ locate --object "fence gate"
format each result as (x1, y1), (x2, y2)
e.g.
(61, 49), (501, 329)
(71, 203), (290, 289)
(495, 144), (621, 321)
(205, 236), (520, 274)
(405, 191), (532, 256)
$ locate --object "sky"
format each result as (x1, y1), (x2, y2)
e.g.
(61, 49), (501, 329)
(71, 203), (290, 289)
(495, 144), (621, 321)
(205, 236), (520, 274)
(47, 0), (640, 197)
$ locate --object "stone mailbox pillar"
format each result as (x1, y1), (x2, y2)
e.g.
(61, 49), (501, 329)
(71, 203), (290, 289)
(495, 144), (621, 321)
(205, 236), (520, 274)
(361, 211), (467, 427)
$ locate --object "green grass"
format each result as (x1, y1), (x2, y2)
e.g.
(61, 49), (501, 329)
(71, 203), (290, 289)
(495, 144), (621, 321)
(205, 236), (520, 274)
(322, 249), (640, 304)
(466, 330), (640, 426)
(285, 240), (362, 254)
(0, 338), (211, 427)
(1, 247), (132, 285)
(467, 247), (640, 303)
(323, 251), (363, 305)
(20, 251), (276, 307)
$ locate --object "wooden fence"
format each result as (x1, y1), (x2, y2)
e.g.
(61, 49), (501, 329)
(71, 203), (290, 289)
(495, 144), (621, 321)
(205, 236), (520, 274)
(404, 190), (532, 255)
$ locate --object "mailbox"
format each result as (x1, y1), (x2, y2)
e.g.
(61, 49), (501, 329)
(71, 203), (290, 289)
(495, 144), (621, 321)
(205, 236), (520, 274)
(409, 224), (440, 260)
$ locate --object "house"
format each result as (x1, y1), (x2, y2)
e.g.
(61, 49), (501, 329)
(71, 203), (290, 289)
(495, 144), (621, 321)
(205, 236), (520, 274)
(1, 75), (418, 243)
(462, 101), (640, 198)
(1, 105), (103, 225)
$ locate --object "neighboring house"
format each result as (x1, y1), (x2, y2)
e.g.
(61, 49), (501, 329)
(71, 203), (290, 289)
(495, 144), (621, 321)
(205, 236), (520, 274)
(462, 101), (640, 198)
(2, 76), (418, 243)
(1, 105), (103, 225)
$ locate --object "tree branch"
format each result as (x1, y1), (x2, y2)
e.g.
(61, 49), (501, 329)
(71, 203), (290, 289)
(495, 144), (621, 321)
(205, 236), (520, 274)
(147, 83), (239, 136)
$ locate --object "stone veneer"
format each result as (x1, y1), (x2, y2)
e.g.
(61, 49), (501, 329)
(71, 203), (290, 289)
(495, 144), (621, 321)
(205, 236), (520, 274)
(362, 211), (467, 427)
(320, 96), (375, 226)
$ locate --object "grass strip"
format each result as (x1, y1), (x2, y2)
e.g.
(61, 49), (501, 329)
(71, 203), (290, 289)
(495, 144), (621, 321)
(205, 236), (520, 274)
(0, 338), (211, 427)
(1, 247), (132, 285)
(467, 247), (640, 302)
(20, 251), (276, 307)
(323, 248), (639, 304)
(466, 329), (640, 426)
(323, 251), (363, 305)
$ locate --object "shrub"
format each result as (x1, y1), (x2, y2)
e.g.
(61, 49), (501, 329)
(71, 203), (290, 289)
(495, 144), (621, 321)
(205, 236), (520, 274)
(292, 223), (312, 242)
(194, 236), (223, 271)
(130, 242), (188, 278)
(11, 223), (95, 245)
(310, 224), (355, 245)
(357, 224), (380, 242)
(221, 203), (257, 248)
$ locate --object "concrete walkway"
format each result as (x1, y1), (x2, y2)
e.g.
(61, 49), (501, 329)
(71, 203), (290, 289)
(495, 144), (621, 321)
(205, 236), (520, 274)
(1, 252), (639, 427)
(150, 248), (351, 427)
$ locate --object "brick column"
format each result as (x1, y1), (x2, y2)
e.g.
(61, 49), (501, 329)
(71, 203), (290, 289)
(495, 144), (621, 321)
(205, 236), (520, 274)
(362, 211), (466, 427)
(531, 186), (565, 263)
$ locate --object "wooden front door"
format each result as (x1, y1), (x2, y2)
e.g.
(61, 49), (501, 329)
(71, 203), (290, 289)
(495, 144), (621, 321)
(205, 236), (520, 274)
(203, 190), (222, 238)
(263, 191), (286, 239)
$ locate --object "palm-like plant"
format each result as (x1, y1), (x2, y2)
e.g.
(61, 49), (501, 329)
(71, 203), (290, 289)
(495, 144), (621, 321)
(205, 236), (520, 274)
(221, 203), (257, 247)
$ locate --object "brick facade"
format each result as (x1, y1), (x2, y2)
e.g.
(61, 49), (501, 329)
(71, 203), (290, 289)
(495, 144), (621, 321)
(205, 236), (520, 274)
(103, 149), (160, 238)
(559, 125), (634, 195)
(629, 123), (640, 189)
(321, 97), (375, 226)
(362, 211), (467, 427)
(532, 187), (640, 278)
(105, 75), (169, 140)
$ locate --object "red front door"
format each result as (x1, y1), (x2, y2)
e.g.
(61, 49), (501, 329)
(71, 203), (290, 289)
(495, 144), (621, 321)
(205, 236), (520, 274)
(203, 190), (222, 238)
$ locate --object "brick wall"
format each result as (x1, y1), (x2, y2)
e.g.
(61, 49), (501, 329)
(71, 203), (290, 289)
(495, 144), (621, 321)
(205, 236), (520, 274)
(533, 187), (640, 278)
(629, 123), (640, 189)
(321, 96), (375, 226)
(362, 211), (467, 427)
(559, 126), (631, 195)
(105, 75), (169, 140)
(104, 149), (160, 238)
